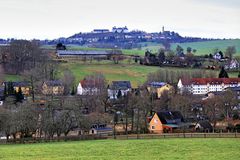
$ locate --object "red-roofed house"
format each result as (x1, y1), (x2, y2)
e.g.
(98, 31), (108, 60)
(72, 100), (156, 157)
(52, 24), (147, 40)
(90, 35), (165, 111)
(77, 79), (105, 95)
(177, 78), (240, 95)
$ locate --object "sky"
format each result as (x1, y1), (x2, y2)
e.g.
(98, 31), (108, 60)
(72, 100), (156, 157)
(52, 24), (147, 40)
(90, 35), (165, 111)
(0, 0), (239, 40)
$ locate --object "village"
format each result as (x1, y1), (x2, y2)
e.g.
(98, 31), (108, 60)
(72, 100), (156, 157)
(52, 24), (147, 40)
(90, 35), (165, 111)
(0, 39), (240, 141)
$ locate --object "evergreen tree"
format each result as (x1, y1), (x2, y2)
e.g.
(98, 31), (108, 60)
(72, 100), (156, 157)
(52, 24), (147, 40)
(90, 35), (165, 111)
(218, 66), (229, 78)
(238, 72), (240, 78)
(15, 87), (24, 103)
(71, 86), (76, 95)
(117, 90), (122, 99)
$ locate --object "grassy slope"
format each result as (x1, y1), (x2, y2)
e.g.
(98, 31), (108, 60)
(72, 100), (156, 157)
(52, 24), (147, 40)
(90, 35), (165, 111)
(171, 39), (240, 56)
(4, 61), (237, 87)
(0, 139), (239, 160)
(60, 61), (160, 87)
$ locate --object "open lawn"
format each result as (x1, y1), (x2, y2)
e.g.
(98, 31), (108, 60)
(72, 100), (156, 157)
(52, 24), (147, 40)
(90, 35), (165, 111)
(171, 39), (240, 56)
(0, 138), (239, 160)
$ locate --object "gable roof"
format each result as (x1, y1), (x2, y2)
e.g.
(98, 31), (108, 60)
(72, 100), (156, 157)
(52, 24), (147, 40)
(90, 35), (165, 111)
(180, 78), (240, 86)
(80, 79), (104, 88)
(197, 120), (213, 130)
(3, 81), (30, 87)
(44, 80), (63, 87)
(156, 111), (184, 124)
(148, 82), (166, 88)
(111, 81), (131, 90)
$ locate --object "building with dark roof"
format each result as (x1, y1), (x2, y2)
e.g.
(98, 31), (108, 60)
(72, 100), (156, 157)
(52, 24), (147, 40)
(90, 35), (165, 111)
(108, 81), (132, 99)
(42, 80), (64, 95)
(149, 111), (185, 133)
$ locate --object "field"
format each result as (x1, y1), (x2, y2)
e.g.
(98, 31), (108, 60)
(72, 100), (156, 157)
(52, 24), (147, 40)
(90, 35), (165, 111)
(171, 39), (240, 56)
(0, 138), (239, 160)
(4, 61), (238, 87)
(43, 39), (240, 56)
(60, 61), (160, 87)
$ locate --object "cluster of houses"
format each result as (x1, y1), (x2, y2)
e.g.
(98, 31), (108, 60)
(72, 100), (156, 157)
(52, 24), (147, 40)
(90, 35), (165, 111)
(1, 77), (240, 135)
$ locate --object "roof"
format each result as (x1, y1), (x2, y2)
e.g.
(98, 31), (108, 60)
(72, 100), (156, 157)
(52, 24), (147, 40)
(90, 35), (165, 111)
(94, 128), (112, 131)
(180, 78), (240, 85)
(44, 80), (63, 87)
(111, 81), (131, 90)
(57, 50), (121, 56)
(80, 79), (104, 88)
(3, 81), (30, 87)
(148, 82), (166, 88)
(156, 111), (184, 124)
(226, 86), (240, 92)
(197, 120), (213, 129)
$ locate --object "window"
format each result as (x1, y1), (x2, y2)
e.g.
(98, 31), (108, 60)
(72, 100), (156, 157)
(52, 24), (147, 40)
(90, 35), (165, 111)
(152, 126), (155, 129)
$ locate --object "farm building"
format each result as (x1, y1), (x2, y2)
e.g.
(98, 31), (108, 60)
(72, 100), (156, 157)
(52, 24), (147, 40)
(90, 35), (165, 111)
(56, 50), (122, 59)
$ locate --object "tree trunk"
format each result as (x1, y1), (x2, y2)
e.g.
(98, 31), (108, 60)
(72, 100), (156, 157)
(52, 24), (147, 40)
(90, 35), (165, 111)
(131, 109), (134, 132)
(136, 109), (140, 139)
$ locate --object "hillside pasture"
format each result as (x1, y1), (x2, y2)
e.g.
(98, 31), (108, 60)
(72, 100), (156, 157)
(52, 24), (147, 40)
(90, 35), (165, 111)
(171, 39), (240, 56)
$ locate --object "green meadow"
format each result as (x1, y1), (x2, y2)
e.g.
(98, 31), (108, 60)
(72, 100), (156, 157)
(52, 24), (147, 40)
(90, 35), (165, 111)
(0, 138), (239, 160)
(43, 39), (240, 56)
(171, 39), (240, 56)
(4, 61), (239, 87)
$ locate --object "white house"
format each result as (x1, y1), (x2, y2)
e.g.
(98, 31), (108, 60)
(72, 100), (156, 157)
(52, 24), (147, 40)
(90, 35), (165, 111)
(108, 81), (131, 99)
(77, 79), (103, 95)
(112, 26), (128, 33)
(213, 52), (222, 60)
(225, 59), (240, 70)
(177, 78), (240, 95)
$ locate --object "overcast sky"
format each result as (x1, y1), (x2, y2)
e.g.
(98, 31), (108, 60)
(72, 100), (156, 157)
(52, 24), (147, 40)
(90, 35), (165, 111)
(0, 0), (239, 39)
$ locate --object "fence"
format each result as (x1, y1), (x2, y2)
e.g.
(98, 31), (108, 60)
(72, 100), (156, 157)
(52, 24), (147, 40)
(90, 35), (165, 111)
(1, 132), (240, 144)
(113, 132), (240, 140)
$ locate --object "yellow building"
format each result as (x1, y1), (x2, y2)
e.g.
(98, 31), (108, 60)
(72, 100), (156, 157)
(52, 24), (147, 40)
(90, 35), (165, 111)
(149, 111), (184, 134)
(3, 82), (31, 96)
(147, 82), (174, 98)
(42, 80), (64, 95)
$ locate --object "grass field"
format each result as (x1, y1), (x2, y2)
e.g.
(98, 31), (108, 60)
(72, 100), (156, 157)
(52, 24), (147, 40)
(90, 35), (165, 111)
(43, 39), (240, 57)
(0, 138), (239, 160)
(171, 39), (240, 56)
(4, 61), (238, 87)
(60, 61), (160, 87)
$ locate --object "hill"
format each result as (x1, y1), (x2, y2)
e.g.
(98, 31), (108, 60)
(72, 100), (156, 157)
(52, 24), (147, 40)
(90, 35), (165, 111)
(171, 39), (240, 56)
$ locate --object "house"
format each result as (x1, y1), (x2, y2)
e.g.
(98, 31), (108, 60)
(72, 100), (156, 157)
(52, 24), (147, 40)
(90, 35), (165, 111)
(225, 59), (240, 70)
(213, 52), (223, 60)
(178, 78), (240, 95)
(2, 81), (31, 96)
(112, 26), (128, 33)
(77, 79), (104, 95)
(147, 82), (174, 99)
(42, 80), (64, 95)
(108, 81), (131, 99)
(195, 120), (213, 132)
(92, 29), (109, 34)
(149, 111), (184, 134)
(89, 124), (112, 136)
